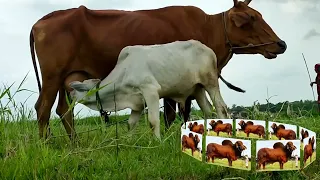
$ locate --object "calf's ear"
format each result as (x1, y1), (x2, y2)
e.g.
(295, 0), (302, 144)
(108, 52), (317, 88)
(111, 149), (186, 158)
(69, 81), (89, 91)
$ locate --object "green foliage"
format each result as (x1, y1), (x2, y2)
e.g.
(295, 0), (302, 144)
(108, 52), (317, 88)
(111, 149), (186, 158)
(0, 75), (319, 179)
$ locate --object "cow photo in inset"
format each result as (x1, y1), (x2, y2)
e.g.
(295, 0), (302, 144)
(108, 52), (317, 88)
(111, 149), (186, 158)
(300, 127), (317, 168)
(205, 136), (251, 170)
(256, 140), (300, 171)
(181, 129), (202, 161)
(269, 121), (297, 140)
(207, 119), (233, 137)
(236, 119), (266, 139)
(184, 120), (205, 135)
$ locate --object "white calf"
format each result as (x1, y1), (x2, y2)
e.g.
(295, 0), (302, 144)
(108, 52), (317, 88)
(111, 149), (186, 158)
(69, 40), (228, 139)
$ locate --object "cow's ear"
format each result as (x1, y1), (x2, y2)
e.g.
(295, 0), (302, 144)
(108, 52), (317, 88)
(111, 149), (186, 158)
(69, 81), (89, 91)
(230, 11), (251, 27)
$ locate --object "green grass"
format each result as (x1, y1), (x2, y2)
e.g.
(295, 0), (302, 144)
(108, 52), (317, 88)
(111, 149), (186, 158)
(236, 131), (264, 139)
(256, 160), (300, 171)
(269, 134), (285, 140)
(303, 151), (317, 168)
(207, 131), (232, 137)
(1, 77), (320, 179)
(207, 158), (251, 171)
(182, 148), (202, 161)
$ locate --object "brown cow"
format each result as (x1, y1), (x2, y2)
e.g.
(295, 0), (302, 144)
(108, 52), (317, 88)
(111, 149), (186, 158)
(271, 123), (296, 140)
(238, 120), (265, 138)
(188, 122), (205, 134)
(209, 120), (232, 136)
(257, 141), (297, 170)
(181, 133), (201, 156)
(206, 139), (247, 166)
(300, 129), (309, 143)
(304, 136), (315, 165)
(29, 0), (287, 140)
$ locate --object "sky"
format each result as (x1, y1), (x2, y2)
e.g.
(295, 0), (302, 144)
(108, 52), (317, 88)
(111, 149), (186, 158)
(0, 0), (319, 119)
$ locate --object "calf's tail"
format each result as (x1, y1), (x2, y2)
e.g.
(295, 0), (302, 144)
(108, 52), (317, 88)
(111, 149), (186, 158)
(218, 75), (245, 93)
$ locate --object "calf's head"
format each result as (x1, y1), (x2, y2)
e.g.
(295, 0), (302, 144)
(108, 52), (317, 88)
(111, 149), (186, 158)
(225, 0), (286, 59)
(69, 79), (101, 104)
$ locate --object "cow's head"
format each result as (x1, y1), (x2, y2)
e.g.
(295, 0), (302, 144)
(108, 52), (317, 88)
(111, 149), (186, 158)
(285, 141), (297, 153)
(235, 141), (247, 152)
(271, 123), (277, 131)
(238, 120), (245, 128)
(309, 136), (315, 148)
(69, 79), (101, 104)
(225, 0), (286, 59)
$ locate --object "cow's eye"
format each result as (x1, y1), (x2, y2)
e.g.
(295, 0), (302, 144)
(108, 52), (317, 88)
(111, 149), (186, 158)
(250, 15), (255, 21)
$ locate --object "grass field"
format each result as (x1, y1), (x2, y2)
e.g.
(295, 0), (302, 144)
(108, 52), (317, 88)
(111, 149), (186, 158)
(256, 160), (300, 171)
(236, 131), (264, 139)
(269, 134), (286, 140)
(206, 158), (251, 171)
(182, 148), (202, 161)
(1, 114), (320, 179)
(1, 82), (320, 179)
(303, 151), (317, 168)
(207, 130), (232, 137)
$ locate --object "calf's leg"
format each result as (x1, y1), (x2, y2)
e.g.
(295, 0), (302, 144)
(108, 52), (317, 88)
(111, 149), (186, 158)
(203, 75), (228, 118)
(193, 87), (213, 119)
(128, 110), (142, 130)
(142, 88), (161, 139)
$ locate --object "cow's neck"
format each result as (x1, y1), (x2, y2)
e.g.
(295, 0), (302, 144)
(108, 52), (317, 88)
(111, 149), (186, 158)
(204, 11), (233, 73)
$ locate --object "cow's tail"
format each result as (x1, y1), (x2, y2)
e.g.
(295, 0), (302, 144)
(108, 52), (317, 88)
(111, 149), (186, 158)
(30, 29), (42, 92)
(218, 75), (245, 93)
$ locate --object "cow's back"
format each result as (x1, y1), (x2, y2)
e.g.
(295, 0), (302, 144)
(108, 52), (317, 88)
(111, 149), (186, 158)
(116, 40), (216, 94)
(32, 5), (209, 79)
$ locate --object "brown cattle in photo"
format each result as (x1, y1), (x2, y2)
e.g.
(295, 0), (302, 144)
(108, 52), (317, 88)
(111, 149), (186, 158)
(304, 136), (315, 165)
(206, 140), (247, 166)
(188, 122), (205, 135)
(209, 120), (232, 136)
(238, 120), (265, 138)
(181, 133), (201, 156)
(271, 123), (296, 140)
(257, 141), (297, 170)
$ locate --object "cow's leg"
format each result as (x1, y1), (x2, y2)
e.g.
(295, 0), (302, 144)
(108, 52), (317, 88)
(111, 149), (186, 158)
(262, 162), (266, 169)
(56, 89), (76, 140)
(143, 89), (161, 139)
(163, 98), (176, 129)
(280, 162), (283, 169)
(35, 81), (60, 139)
(128, 110), (142, 130)
(58, 72), (90, 140)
